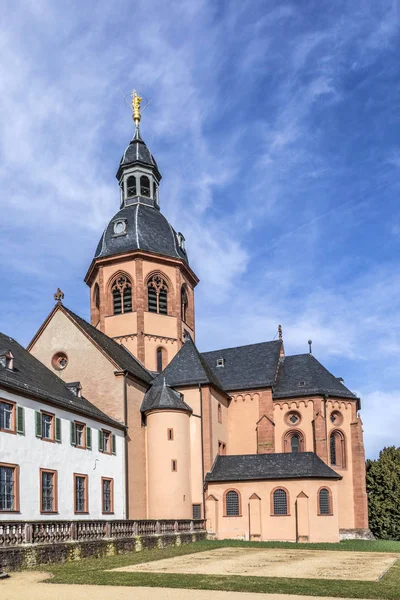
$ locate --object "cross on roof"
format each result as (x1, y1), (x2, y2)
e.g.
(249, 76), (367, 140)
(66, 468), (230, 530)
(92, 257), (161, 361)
(54, 288), (64, 304)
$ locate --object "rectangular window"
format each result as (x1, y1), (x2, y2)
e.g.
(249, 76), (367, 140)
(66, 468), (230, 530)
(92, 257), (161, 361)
(40, 469), (57, 513)
(102, 477), (114, 514)
(0, 400), (15, 432)
(171, 459), (177, 472)
(75, 422), (86, 449)
(74, 474), (88, 513)
(167, 428), (174, 440)
(0, 463), (19, 512)
(192, 504), (201, 520)
(41, 412), (54, 441)
(103, 430), (111, 453)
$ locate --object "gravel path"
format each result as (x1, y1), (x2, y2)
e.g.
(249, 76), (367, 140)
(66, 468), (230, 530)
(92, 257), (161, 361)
(112, 547), (398, 581)
(1, 571), (371, 600)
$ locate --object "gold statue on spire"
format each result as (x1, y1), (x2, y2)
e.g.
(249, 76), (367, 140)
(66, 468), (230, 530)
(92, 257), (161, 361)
(131, 90), (142, 125)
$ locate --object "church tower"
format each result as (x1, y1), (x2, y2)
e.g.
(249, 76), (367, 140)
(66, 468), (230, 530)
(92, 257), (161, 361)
(84, 92), (198, 372)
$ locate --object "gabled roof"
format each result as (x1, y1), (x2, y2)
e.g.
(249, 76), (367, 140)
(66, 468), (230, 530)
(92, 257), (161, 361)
(273, 354), (357, 400)
(205, 452), (341, 483)
(30, 304), (153, 386)
(141, 378), (192, 413)
(202, 341), (282, 392)
(157, 338), (225, 393)
(0, 332), (124, 429)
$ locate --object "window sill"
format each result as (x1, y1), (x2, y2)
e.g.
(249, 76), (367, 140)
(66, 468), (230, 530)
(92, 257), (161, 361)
(41, 437), (55, 443)
(102, 512), (114, 515)
(40, 511), (59, 515)
(318, 513), (333, 517)
(223, 514), (242, 518)
(74, 511), (89, 515)
(270, 514), (291, 517)
(0, 509), (20, 513)
(0, 428), (16, 434)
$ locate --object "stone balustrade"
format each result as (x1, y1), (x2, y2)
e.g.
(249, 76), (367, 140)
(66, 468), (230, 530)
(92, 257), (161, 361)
(0, 519), (206, 547)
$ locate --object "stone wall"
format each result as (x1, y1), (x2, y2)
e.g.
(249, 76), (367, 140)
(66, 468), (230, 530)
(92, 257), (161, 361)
(0, 531), (206, 571)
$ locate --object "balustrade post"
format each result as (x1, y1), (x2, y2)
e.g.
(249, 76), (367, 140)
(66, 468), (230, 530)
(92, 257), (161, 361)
(133, 521), (138, 536)
(174, 520), (178, 533)
(155, 520), (161, 534)
(105, 521), (111, 538)
(190, 520), (194, 532)
(71, 522), (77, 541)
(24, 523), (32, 544)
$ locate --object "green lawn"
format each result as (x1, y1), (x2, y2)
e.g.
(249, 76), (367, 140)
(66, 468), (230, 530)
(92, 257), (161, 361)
(46, 539), (400, 599)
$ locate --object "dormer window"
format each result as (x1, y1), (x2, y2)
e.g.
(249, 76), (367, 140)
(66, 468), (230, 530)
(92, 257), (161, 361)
(127, 175), (137, 198)
(0, 350), (14, 370)
(216, 358), (225, 368)
(177, 232), (185, 251)
(298, 380), (306, 387)
(140, 175), (151, 198)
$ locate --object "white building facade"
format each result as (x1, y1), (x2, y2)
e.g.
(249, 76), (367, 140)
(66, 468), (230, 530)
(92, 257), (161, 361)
(0, 341), (126, 521)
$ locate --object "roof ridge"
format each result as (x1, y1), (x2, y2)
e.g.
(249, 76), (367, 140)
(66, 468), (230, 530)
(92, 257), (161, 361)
(202, 339), (282, 355)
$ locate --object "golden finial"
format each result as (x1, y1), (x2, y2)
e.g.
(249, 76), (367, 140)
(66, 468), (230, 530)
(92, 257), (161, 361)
(131, 90), (142, 125)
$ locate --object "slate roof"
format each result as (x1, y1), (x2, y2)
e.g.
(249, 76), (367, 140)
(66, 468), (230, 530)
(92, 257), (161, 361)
(62, 307), (153, 385)
(0, 332), (124, 429)
(141, 378), (192, 413)
(94, 203), (188, 264)
(117, 127), (161, 179)
(206, 452), (341, 482)
(202, 341), (282, 392)
(273, 354), (357, 400)
(158, 338), (225, 392)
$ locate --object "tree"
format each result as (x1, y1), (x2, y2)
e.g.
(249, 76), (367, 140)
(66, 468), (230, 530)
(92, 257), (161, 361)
(366, 446), (400, 540)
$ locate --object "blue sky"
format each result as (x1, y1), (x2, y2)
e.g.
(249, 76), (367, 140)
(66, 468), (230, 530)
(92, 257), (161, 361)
(0, 0), (399, 458)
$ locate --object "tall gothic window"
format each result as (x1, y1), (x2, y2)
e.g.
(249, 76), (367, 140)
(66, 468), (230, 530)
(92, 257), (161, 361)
(140, 175), (151, 197)
(157, 347), (166, 372)
(93, 283), (100, 310)
(225, 490), (240, 516)
(111, 275), (132, 315)
(319, 488), (331, 515)
(330, 430), (346, 468)
(181, 286), (188, 322)
(283, 430), (305, 453)
(291, 434), (300, 453)
(127, 175), (136, 198)
(147, 275), (168, 315)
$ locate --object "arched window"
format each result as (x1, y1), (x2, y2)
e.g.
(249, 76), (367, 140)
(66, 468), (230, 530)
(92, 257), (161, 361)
(147, 275), (168, 315)
(318, 488), (332, 515)
(272, 488), (288, 515)
(127, 175), (137, 198)
(330, 430), (346, 468)
(224, 490), (240, 516)
(111, 275), (133, 315)
(283, 429), (305, 453)
(291, 434), (300, 453)
(93, 283), (100, 310)
(157, 347), (166, 372)
(140, 175), (150, 197)
(181, 286), (188, 322)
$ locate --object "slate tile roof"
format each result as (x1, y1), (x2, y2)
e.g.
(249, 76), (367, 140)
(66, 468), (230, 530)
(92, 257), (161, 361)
(273, 354), (357, 400)
(62, 307), (153, 385)
(141, 378), (192, 413)
(158, 338), (225, 392)
(94, 203), (188, 264)
(205, 452), (341, 482)
(202, 341), (282, 392)
(0, 332), (124, 429)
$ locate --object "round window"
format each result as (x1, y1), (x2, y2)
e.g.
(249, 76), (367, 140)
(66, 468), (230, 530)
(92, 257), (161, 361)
(285, 410), (301, 426)
(114, 220), (126, 235)
(330, 411), (343, 426)
(52, 352), (68, 371)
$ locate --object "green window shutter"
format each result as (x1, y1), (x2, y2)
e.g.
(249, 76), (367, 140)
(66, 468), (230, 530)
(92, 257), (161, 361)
(55, 418), (62, 443)
(98, 429), (103, 452)
(16, 406), (25, 435)
(112, 434), (116, 455)
(86, 426), (92, 450)
(70, 421), (76, 446)
(35, 411), (42, 438)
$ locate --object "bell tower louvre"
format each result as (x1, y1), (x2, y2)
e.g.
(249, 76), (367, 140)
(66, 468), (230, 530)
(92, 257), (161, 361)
(84, 92), (198, 372)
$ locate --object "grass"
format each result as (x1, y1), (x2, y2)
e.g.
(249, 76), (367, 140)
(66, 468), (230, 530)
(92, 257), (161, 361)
(44, 539), (400, 599)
